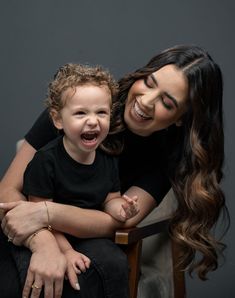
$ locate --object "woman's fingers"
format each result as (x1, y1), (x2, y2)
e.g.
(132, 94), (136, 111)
(65, 250), (91, 291)
(0, 201), (46, 245)
(73, 253), (90, 273)
(23, 268), (65, 298)
(30, 277), (43, 298)
(54, 277), (64, 298)
(22, 270), (34, 298)
(23, 233), (67, 298)
(43, 279), (54, 298)
(22, 270), (44, 298)
(81, 254), (91, 269)
(0, 201), (21, 211)
(66, 263), (80, 291)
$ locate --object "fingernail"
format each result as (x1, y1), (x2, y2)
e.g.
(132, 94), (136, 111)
(75, 282), (80, 290)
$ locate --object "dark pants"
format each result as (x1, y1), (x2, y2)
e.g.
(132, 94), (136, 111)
(0, 229), (129, 298)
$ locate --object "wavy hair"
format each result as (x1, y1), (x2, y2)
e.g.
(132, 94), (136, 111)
(118, 45), (229, 279)
(45, 63), (123, 154)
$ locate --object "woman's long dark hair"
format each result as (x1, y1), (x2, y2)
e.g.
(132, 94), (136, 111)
(118, 45), (229, 279)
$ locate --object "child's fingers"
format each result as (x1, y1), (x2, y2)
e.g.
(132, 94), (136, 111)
(122, 201), (139, 216)
(131, 195), (138, 202)
(123, 194), (138, 203)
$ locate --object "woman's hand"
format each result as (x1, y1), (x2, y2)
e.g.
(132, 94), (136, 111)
(23, 230), (67, 298)
(0, 201), (47, 245)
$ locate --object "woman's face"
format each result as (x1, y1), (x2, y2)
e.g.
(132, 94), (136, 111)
(124, 64), (188, 136)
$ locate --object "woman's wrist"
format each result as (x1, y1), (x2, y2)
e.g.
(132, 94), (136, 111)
(24, 227), (52, 248)
(32, 201), (51, 228)
(25, 228), (57, 253)
(24, 201), (54, 249)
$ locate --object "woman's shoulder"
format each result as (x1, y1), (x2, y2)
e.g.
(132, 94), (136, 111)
(24, 109), (60, 150)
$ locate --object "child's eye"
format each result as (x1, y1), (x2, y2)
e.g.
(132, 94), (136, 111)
(98, 110), (109, 115)
(74, 111), (85, 115)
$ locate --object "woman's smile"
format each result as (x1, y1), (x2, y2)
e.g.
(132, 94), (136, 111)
(124, 64), (188, 136)
(133, 100), (152, 120)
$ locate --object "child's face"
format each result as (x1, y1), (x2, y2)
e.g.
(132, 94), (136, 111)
(54, 84), (111, 158)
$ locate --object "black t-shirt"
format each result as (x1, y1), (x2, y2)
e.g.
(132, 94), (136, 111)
(25, 109), (182, 203)
(23, 136), (120, 210)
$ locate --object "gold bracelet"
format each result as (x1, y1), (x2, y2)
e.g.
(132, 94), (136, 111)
(26, 227), (50, 248)
(44, 201), (52, 231)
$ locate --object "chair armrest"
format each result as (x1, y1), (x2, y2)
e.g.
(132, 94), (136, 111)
(115, 217), (170, 245)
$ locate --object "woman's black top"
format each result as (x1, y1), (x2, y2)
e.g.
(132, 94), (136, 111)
(25, 109), (181, 204)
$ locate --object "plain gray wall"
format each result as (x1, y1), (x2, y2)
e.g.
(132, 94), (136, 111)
(0, 1), (234, 297)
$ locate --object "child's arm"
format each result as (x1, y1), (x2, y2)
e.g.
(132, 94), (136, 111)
(28, 196), (90, 291)
(103, 192), (139, 222)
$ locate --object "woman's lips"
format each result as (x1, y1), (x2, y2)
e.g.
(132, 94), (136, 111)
(133, 100), (152, 120)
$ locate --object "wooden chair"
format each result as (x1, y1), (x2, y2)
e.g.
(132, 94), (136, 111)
(115, 216), (186, 298)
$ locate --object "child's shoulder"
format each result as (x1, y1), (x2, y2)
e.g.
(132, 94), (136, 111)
(31, 136), (62, 167)
(97, 148), (119, 169)
(38, 135), (62, 153)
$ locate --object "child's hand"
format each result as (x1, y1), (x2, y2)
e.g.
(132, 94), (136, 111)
(120, 194), (139, 220)
(64, 248), (91, 291)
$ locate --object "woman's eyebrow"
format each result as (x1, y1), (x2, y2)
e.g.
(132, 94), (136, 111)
(150, 74), (179, 108)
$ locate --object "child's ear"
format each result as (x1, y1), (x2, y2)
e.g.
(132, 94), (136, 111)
(50, 109), (63, 130)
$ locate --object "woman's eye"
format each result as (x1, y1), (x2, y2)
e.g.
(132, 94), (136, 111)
(144, 77), (154, 88)
(161, 98), (174, 110)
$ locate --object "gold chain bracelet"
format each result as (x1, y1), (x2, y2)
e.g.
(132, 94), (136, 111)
(25, 201), (53, 248)
(44, 201), (52, 231)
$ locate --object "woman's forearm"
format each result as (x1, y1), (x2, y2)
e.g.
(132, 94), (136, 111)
(48, 202), (124, 238)
(1, 187), (156, 244)
(47, 186), (157, 237)
(0, 140), (36, 203)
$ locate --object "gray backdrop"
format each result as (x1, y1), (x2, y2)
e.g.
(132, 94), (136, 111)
(0, 1), (234, 297)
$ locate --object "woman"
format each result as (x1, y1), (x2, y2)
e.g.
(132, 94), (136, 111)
(0, 45), (228, 297)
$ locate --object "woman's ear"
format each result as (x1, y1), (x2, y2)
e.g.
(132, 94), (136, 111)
(50, 109), (63, 129)
(175, 112), (186, 127)
(175, 119), (183, 127)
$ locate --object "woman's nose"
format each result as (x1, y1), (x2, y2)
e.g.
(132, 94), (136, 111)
(139, 90), (161, 108)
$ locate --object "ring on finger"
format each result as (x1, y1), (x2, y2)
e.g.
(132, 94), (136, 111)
(31, 284), (42, 290)
(7, 236), (13, 242)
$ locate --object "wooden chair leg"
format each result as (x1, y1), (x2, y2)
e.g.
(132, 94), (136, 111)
(171, 240), (186, 298)
(121, 240), (142, 298)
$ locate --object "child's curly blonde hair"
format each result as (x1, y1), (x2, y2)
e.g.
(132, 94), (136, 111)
(45, 63), (118, 113)
(45, 63), (123, 154)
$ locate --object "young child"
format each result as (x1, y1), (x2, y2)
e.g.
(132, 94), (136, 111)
(22, 63), (139, 291)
